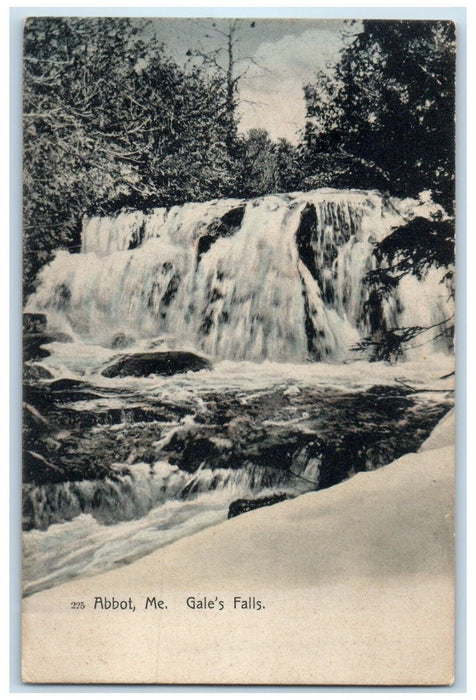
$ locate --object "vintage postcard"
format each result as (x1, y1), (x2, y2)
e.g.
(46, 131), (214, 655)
(21, 17), (456, 684)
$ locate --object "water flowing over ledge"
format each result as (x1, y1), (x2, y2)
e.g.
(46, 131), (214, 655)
(22, 410), (455, 685)
(26, 189), (453, 362)
(22, 188), (455, 597)
(22, 359), (454, 596)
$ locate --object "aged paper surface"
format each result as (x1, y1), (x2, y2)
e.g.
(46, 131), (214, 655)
(22, 17), (456, 685)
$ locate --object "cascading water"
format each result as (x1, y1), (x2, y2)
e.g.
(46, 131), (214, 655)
(26, 189), (453, 361)
(23, 189), (455, 596)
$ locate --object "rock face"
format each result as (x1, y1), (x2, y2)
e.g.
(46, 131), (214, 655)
(110, 332), (135, 349)
(228, 494), (290, 519)
(101, 351), (212, 378)
(23, 312), (47, 334)
(23, 331), (73, 362)
(23, 312), (73, 361)
(23, 363), (54, 382)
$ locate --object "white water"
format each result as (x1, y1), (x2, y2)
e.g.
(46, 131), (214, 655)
(23, 459), (307, 597)
(23, 188), (454, 595)
(22, 352), (454, 596)
(26, 189), (453, 361)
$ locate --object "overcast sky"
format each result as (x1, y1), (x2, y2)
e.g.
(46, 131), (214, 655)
(147, 18), (353, 143)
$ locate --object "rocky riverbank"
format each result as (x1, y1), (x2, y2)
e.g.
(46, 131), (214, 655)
(22, 409), (455, 685)
(22, 363), (452, 529)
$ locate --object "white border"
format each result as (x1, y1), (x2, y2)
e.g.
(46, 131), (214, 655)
(6, 4), (468, 697)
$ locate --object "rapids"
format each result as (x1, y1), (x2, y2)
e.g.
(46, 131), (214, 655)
(22, 189), (455, 596)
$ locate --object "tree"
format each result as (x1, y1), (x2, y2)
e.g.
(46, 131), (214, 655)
(354, 215), (455, 362)
(24, 18), (146, 290)
(236, 130), (301, 198)
(302, 20), (455, 213)
(23, 17), (234, 295)
(186, 19), (264, 158)
(300, 20), (456, 362)
(274, 138), (302, 193)
(236, 129), (276, 197)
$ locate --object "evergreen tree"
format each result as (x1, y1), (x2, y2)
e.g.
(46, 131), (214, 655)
(23, 17), (233, 295)
(301, 20), (456, 362)
(302, 20), (455, 212)
(236, 130), (301, 198)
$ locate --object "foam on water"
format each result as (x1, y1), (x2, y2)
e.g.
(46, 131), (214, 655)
(26, 189), (453, 361)
(22, 351), (454, 596)
(23, 461), (308, 596)
(23, 188), (454, 596)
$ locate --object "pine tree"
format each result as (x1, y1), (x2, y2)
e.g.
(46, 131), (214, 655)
(23, 18), (234, 295)
(302, 20), (455, 212)
(301, 20), (456, 362)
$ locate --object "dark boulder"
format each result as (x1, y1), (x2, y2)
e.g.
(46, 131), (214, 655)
(23, 312), (47, 334)
(23, 363), (54, 382)
(23, 336), (52, 361)
(163, 434), (234, 474)
(102, 351), (212, 378)
(228, 493), (291, 519)
(48, 378), (89, 393)
(196, 205), (245, 264)
(23, 331), (73, 362)
(23, 402), (50, 431)
(23, 378), (102, 414)
(46, 378), (103, 405)
(23, 450), (64, 483)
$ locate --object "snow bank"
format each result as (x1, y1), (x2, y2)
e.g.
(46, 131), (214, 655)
(419, 407), (455, 452)
(22, 410), (454, 685)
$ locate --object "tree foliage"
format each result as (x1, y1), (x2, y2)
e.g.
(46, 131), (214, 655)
(301, 20), (456, 213)
(23, 17), (234, 294)
(185, 19), (303, 194)
(301, 20), (456, 361)
(236, 129), (301, 198)
(185, 19), (259, 156)
(24, 17), (457, 368)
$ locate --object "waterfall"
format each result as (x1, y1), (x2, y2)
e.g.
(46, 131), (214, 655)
(26, 189), (453, 361)
(22, 458), (310, 532)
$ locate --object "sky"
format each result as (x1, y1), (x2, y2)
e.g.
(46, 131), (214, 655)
(147, 18), (353, 143)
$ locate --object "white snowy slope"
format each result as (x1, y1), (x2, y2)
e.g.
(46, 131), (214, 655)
(22, 409), (455, 685)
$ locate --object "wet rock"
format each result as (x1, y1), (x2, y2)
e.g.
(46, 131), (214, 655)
(23, 379), (102, 416)
(23, 383), (54, 413)
(43, 378), (103, 406)
(21, 374), (454, 529)
(23, 450), (64, 483)
(23, 336), (51, 361)
(167, 435), (229, 474)
(48, 378), (90, 393)
(102, 351), (212, 378)
(23, 363), (54, 382)
(23, 402), (50, 431)
(23, 332), (73, 362)
(197, 205), (246, 264)
(111, 333), (135, 349)
(228, 493), (291, 519)
(57, 404), (179, 430)
(23, 312), (47, 334)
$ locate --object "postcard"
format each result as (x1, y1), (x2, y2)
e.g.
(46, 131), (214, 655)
(21, 16), (456, 684)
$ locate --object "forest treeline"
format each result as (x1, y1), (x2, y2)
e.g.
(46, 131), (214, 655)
(24, 18), (456, 358)
(23, 17), (300, 290)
